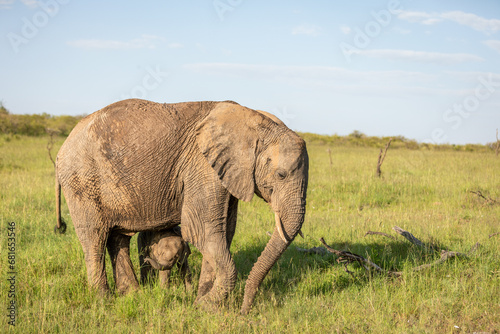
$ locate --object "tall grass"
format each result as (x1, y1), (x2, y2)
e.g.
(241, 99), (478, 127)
(1, 135), (499, 333)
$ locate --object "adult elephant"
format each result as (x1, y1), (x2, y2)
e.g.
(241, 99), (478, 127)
(54, 99), (308, 314)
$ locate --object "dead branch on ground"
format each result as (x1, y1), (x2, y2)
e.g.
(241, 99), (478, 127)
(469, 190), (499, 206)
(376, 138), (393, 177)
(296, 246), (328, 255)
(489, 232), (500, 239)
(393, 225), (435, 251)
(319, 227), (480, 279)
(364, 230), (396, 240)
(319, 237), (401, 277)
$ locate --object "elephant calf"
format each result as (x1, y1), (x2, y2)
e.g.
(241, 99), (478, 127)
(138, 226), (192, 289)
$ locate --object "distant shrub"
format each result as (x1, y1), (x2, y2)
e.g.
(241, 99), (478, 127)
(298, 132), (492, 153)
(0, 103), (83, 137)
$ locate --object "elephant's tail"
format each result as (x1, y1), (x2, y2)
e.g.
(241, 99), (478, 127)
(54, 173), (67, 234)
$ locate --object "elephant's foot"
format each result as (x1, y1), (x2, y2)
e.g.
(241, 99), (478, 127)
(116, 279), (139, 295)
(194, 289), (228, 312)
(197, 258), (215, 297)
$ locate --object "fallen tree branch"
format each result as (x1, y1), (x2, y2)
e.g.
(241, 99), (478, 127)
(489, 232), (500, 239)
(409, 243), (479, 273)
(295, 246), (328, 255)
(393, 226), (433, 251)
(319, 236), (480, 278)
(320, 237), (400, 277)
(364, 231), (396, 240)
(469, 190), (499, 205)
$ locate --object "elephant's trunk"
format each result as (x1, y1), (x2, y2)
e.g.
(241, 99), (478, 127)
(144, 257), (169, 271)
(241, 192), (305, 315)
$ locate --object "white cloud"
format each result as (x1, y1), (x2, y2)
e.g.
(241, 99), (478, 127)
(20, 0), (38, 8)
(441, 11), (500, 34)
(396, 11), (443, 25)
(184, 62), (436, 88)
(393, 27), (411, 35)
(340, 25), (351, 35)
(397, 10), (500, 34)
(167, 43), (184, 49)
(184, 62), (483, 99)
(292, 24), (321, 36)
(353, 49), (484, 65)
(67, 35), (165, 50)
(0, 0), (14, 9)
(483, 40), (500, 54)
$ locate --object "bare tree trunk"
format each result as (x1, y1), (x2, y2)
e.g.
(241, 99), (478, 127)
(376, 138), (392, 177)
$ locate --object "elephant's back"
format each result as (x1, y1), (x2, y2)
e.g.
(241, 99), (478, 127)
(58, 99), (216, 158)
(55, 99), (217, 223)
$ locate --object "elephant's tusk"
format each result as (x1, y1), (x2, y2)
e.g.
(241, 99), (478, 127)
(275, 213), (290, 244)
(298, 230), (304, 238)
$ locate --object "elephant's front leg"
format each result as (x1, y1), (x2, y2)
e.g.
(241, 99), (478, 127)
(107, 232), (139, 294)
(194, 237), (237, 307)
(197, 258), (215, 297)
(158, 270), (171, 288)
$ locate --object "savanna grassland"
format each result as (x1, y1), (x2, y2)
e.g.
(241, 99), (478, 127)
(1, 134), (499, 333)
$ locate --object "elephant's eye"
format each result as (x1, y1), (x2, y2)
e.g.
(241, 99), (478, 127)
(275, 170), (287, 180)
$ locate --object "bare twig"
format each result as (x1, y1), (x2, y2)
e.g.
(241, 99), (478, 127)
(467, 242), (481, 255)
(469, 190), (499, 205)
(393, 226), (432, 251)
(319, 237), (400, 277)
(364, 231), (396, 240)
(295, 246), (328, 255)
(489, 232), (500, 239)
(327, 148), (333, 166)
(320, 232), (480, 280)
(376, 138), (393, 177)
(409, 243), (479, 273)
(46, 129), (57, 168)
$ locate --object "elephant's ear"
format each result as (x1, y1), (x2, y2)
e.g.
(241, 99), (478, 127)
(196, 103), (261, 202)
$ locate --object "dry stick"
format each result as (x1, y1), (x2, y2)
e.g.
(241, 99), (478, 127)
(408, 243), (480, 273)
(489, 232), (500, 239)
(376, 138), (393, 177)
(327, 148), (333, 166)
(364, 231), (396, 240)
(320, 237), (480, 278)
(319, 237), (401, 277)
(295, 246), (328, 255)
(46, 130), (57, 168)
(469, 190), (499, 205)
(393, 225), (432, 251)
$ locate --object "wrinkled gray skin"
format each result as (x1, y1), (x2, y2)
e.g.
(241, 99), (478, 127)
(55, 99), (308, 314)
(138, 226), (192, 289)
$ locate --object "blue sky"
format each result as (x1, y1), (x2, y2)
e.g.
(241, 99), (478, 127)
(1, 0), (500, 144)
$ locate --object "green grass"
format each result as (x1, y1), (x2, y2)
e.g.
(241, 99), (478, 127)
(1, 135), (499, 333)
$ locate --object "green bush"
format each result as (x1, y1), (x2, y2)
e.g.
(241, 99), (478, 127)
(0, 103), (83, 137)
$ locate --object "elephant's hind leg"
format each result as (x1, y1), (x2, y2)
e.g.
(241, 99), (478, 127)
(74, 224), (110, 294)
(107, 232), (139, 294)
